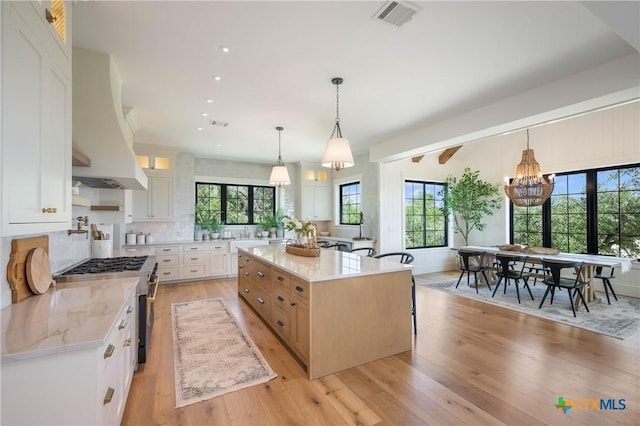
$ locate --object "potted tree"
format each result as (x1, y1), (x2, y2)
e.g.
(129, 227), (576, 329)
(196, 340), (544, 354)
(441, 167), (502, 246)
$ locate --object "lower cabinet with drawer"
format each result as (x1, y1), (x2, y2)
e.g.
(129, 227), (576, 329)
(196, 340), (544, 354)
(0, 287), (137, 425)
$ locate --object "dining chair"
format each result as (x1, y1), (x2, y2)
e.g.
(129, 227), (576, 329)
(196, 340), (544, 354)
(492, 253), (533, 304)
(456, 249), (493, 293)
(350, 247), (377, 257)
(324, 242), (351, 252)
(373, 252), (416, 335)
(594, 266), (618, 305)
(539, 259), (589, 317)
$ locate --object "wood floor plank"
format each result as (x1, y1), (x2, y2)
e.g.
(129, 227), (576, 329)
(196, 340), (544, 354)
(120, 274), (640, 426)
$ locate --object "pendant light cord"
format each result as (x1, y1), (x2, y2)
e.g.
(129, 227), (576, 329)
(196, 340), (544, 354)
(331, 79), (343, 139)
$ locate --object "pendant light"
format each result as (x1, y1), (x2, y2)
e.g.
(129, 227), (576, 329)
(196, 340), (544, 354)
(269, 126), (291, 187)
(321, 77), (354, 171)
(504, 129), (555, 207)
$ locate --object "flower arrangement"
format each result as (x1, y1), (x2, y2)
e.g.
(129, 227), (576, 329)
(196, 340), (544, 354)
(282, 217), (315, 235)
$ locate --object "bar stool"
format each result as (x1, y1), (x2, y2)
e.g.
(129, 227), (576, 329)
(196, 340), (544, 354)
(594, 266), (618, 305)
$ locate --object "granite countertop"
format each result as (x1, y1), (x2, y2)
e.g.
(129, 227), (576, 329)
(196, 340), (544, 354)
(1, 278), (138, 363)
(240, 245), (410, 282)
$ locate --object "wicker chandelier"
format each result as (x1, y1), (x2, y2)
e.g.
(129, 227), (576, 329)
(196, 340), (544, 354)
(504, 129), (555, 207)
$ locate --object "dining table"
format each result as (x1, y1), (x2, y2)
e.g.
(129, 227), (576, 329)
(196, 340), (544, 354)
(461, 246), (633, 305)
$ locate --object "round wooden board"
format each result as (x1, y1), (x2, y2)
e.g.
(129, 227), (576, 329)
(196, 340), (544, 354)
(26, 248), (53, 294)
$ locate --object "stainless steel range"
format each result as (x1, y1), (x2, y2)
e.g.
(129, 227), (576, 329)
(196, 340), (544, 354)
(55, 255), (158, 367)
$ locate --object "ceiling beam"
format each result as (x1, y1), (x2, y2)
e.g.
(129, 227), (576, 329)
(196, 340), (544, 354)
(438, 146), (461, 164)
(411, 155), (424, 163)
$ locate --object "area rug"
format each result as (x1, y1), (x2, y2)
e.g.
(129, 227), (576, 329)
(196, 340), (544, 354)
(416, 276), (640, 339)
(171, 298), (277, 407)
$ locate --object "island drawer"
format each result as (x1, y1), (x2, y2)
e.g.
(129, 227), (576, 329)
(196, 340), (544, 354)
(158, 267), (179, 279)
(252, 260), (272, 292)
(272, 269), (291, 290)
(270, 305), (290, 341)
(272, 283), (291, 312)
(292, 277), (309, 303)
(250, 285), (271, 322)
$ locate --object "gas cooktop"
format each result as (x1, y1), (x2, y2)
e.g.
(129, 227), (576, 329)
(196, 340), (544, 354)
(55, 256), (155, 283)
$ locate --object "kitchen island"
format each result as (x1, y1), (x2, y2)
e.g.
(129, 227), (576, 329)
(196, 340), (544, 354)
(238, 245), (413, 379)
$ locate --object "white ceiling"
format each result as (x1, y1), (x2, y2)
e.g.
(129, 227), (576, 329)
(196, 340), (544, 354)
(71, 1), (639, 166)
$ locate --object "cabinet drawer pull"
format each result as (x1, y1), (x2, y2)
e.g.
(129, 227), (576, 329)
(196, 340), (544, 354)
(190, 269), (198, 273)
(103, 387), (115, 405)
(190, 257), (198, 260)
(126, 305), (133, 314)
(163, 248), (171, 252)
(244, 272), (250, 276)
(163, 272), (171, 275)
(257, 297), (265, 304)
(277, 320), (284, 327)
(214, 246), (222, 249)
(244, 288), (250, 293)
(41, 207), (57, 213)
(163, 259), (171, 262)
(119, 320), (127, 330)
(295, 286), (304, 293)
(277, 295), (284, 302)
(45, 8), (57, 24)
(123, 338), (132, 347)
(104, 344), (115, 359)
(257, 271), (265, 278)
(277, 276), (284, 281)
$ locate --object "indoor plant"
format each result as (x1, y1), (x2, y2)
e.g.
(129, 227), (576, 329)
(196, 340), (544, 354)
(440, 167), (502, 246)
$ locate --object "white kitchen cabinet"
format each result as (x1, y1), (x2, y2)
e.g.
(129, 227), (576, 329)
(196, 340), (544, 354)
(209, 242), (229, 276)
(132, 176), (174, 221)
(301, 185), (331, 220)
(1, 1), (72, 236)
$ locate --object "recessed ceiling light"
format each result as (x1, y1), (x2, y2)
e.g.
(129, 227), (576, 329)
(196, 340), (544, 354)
(205, 98), (214, 103)
(201, 112), (208, 117)
(213, 75), (221, 81)
(220, 46), (230, 53)
(216, 144), (221, 147)
(197, 127), (203, 131)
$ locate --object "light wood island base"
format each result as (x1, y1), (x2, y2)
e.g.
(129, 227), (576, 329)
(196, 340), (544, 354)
(238, 246), (413, 379)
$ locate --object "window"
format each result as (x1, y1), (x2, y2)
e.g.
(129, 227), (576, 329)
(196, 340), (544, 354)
(340, 182), (361, 225)
(195, 182), (275, 225)
(404, 180), (447, 249)
(511, 164), (640, 257)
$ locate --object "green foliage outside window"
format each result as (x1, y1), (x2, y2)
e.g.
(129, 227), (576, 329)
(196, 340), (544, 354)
(405, 181), (447, 248)
(195, 182), (274, 226)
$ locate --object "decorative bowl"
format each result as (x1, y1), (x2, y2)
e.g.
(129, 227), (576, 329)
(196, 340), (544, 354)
(319, 231), (330, 236)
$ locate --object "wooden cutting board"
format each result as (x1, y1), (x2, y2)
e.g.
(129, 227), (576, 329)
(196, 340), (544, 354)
(26, 247), (54, 294)
(7, 235), (52, 303)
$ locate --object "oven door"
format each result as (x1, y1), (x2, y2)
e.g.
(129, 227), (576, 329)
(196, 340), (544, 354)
(138, 273), (159, 365)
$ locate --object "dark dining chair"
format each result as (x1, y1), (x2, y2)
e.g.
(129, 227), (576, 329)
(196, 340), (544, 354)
(350, 247), (377, 257)
(492, 252), (533, 304)
(539, 259), (589, 317)
(324, 242), (351, 252)
(374, 252), (416, 334)
(456, 249), (493, 293)
(594, 266), (618, 305)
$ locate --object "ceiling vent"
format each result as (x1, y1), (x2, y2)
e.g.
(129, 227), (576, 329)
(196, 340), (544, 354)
(374, 1), (421, 27)
(209, 120), (229, 127)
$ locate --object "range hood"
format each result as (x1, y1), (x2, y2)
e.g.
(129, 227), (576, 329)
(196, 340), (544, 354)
(72, 47), (147, 190)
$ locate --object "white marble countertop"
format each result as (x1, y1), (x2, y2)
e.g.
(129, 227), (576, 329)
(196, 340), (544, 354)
(240, 245), (411, 282)
(1, 278), (138, 363)
(316, 236), (377, 243)
(122, 238), (274, 248)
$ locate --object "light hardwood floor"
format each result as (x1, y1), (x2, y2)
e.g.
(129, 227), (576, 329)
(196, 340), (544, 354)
(122, 272), (639, 425)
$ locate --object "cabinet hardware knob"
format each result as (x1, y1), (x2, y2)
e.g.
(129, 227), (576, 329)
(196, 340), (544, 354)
(163, 259), (170, 262)
(190, 269), (197, 273)
(277, 296), (284, 302)
(191, 257), (198, 260)
(123, 338), (132, 347)
(104, 344), (115, 359)
(190, 248), (198, 250)
(295, 286), (304, 293)
(42, 207), (57, 213)
(163, 272), (171, 275)
(103, 387), (115, 405)
(257, 271), (265, 277)
(163, 248), (171, 251)
(126, 305), (133, 314)
(277, 276), (284, 281)
(119, 320), (127, 330)
(244, 288), (250, 293)
(244, 272), (249, 276)
(257, 297), (265, 304)
(291, 302), (296, 306)
(277, 320), (284, 327)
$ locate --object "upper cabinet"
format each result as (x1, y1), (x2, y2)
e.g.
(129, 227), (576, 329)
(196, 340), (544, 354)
(298, 163), (332, 221)
(1, 1), (72, 236)
(131, 148), (175, 222)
